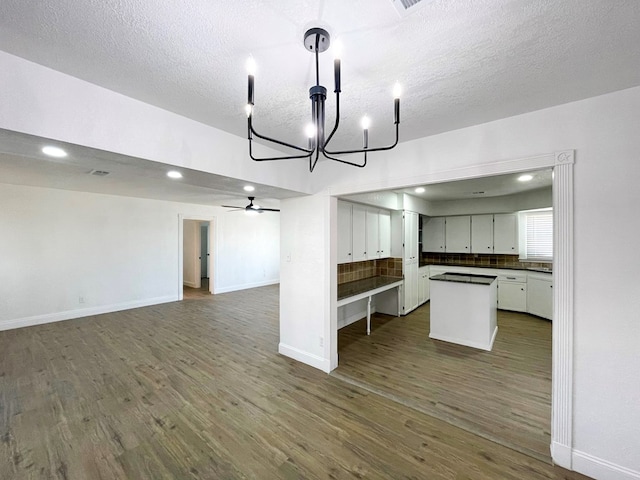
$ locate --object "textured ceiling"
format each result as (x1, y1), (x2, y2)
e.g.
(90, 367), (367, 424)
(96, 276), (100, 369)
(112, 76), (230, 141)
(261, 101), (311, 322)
(1, 1), (639, 204)
(1, 0), (639, 152)
(402, 169), (552, 201)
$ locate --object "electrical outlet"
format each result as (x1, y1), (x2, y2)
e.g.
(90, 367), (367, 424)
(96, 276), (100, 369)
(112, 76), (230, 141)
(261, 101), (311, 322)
(79, 296), (85, 304)
(319, 336), (324, 348)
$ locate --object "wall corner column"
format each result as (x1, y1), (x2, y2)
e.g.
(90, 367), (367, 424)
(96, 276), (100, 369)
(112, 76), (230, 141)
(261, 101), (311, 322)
(551, 149), (575, 468)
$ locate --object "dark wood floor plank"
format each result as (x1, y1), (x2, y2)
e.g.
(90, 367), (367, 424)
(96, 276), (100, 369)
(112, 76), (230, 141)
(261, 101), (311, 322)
(0, 286), (590, 479)
(336, 301), (553, 462)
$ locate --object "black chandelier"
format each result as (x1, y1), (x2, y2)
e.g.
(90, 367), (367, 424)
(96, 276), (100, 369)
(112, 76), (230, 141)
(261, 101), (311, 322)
(245, 27), (401, 173)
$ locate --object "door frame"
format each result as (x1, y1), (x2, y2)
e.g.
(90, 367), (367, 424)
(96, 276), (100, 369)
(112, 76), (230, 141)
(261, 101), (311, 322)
(178, 214), (216, 299)
(328, 150), (575, 469)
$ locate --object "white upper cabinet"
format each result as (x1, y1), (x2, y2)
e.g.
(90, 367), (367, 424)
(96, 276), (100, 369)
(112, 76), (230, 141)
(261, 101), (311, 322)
(337, 201), (392, 263)
(494, 213), (518, 254)
(445, 215), (471, 253)
(378, 209), (391, 258)
(471, 214), (494, 254)
(351, 204), (367, 261)
(404, 211), (419, 262)
(337, 201), (353, 264)
(423, 217), (446, 252)
(366, 208), (380, 259)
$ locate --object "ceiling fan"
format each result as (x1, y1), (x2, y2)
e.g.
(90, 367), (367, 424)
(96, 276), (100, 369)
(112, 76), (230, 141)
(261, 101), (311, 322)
(221, 196), (280, 214)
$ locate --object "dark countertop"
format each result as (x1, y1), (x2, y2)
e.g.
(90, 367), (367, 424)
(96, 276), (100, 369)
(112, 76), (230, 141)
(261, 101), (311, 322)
(338, 276), (403, 301)
(420, 262), (551, 274)
(430, 272), (497, 286)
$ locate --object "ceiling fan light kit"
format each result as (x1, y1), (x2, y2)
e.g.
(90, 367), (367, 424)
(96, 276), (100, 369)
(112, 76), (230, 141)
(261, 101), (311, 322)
(246, 27), (401, 173)
(221, 196), (280, 214)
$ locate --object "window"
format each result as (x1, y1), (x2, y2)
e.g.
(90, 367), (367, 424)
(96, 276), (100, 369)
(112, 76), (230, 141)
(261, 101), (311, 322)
(518, 208), (553, 261)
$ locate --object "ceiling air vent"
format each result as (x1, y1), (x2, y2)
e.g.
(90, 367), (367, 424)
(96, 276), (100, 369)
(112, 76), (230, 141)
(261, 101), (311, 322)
(390, 0), (425, 17)
(89, 169), (110, 176)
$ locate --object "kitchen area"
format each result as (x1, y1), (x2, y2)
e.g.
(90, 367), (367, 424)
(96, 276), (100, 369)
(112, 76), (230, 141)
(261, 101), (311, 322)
(334, 169), (555, 461)
(337, 170), (553, 335)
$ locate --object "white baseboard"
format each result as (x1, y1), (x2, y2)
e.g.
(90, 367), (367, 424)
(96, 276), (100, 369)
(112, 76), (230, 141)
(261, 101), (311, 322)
(278, 343), (331, 373)
(429, 329), (496, 351)
(183, 280), (198, 288)
(215, 279), (279, 294)
(0, 295), (178, 332)
(572, 449), (640, 480)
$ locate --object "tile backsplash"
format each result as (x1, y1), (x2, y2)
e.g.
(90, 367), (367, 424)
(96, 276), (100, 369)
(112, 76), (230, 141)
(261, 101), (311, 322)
(338, 257), (403, 285)
(337, 254), (549, 285)
(421, 253), (551, 270)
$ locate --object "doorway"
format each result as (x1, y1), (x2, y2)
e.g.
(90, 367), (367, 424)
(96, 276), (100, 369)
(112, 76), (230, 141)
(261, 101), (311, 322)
(179, 215), (215, 299)
(330, 151), (575, 467)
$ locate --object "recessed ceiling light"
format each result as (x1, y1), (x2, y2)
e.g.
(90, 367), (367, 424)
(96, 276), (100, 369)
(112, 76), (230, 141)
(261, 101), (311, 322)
(167, 171), (182, 179)
(518, 174), (533, 182)
(415, 187), (425, 193)
(243, 185), (255, 192)
(42, 146), (67, 158)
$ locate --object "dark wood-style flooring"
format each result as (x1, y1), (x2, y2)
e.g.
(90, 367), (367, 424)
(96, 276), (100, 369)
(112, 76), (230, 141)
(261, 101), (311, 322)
(336, 303), (553, 463)
(0, 285), (590, 479)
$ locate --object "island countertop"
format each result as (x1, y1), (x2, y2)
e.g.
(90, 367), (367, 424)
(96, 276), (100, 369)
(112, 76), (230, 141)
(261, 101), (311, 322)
(338, 276), (403, 301)
(429, 272), (497, 286)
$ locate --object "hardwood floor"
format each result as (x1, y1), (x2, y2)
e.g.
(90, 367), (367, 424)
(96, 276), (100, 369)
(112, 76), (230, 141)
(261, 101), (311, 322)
(0, 286), (590, 479)
(336, 302), (553, 462)
(183, 278), (210, 299)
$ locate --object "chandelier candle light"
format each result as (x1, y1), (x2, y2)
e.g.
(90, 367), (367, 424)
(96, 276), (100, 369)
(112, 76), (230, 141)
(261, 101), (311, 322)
(245, 27), (401, 172)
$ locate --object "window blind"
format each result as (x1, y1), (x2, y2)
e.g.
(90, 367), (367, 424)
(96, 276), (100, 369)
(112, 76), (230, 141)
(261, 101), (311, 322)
(523, 210), (553, 260)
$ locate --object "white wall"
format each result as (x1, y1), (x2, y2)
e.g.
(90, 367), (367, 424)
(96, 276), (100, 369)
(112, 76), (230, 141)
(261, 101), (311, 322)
(0, 183), (280, 330)
(286, 86), (640, 478)
(214, 208), (280, 293)
(279, 194), (334, 372)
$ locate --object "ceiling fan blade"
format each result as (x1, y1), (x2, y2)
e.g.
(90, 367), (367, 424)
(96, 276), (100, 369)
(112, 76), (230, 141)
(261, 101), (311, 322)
(258, 208), (280, 212)
(221, 205), (244, 209)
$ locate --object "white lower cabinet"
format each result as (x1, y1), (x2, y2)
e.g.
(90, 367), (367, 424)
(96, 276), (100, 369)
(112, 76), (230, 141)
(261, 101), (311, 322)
(497, 274), (527, 312)
(527, 275), (553, 320)
(418, 266), (430, 305)
(403, 261), (419, 314)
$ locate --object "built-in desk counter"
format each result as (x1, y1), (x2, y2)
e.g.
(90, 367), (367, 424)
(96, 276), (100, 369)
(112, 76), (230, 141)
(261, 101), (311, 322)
(338, 276), (403, 335)
(429, 272), (498, 351)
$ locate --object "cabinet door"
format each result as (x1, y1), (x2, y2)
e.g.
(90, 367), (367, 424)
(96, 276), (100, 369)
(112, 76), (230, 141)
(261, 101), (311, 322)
(497, 281), (527, 312)
(366, 208), (380, 259)
(494, 213), (518, 254)
(378, 210), (391, 258)
(352, 204), (367, 261)
(423, 217), (445, 252)
(337, 202), (353, 263)
(445, 215), (471, 253)
(527, 276), (553, 320)
(418, 266), (430, 305)
(403, 261), (419, 314)
(471, 215), (494, 254)
(404, 211), (419, 262)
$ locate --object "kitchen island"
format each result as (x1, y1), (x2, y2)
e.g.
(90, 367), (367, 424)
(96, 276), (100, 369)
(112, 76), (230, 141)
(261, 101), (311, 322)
(429, 272), (498, 351)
